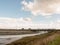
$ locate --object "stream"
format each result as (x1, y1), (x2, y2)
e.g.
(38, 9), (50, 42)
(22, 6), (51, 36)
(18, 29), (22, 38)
(0, 31), (48, 45)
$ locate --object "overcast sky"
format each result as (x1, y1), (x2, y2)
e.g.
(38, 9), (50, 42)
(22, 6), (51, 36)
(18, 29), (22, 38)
(0, 0), (60, 29)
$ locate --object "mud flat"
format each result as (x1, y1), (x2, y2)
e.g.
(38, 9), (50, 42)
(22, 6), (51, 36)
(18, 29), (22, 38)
(0, 31), (47, 45)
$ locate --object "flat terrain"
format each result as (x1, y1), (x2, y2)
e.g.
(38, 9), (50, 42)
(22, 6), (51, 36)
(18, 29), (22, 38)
(7, 31), (60, 45)
(0, 29), (59, 35)
(0, 29), (40, 35)
(0, 31), (46, 45)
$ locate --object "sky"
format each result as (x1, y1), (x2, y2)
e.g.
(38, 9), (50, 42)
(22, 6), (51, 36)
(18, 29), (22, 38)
(0, 0), (60, 29)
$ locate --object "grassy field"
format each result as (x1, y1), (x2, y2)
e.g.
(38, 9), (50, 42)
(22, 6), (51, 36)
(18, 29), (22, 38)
(47, 35), (60, 45)
(6, 31), (60, 45)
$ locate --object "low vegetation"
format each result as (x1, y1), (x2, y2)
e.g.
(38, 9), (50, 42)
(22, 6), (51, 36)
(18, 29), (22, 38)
(7, 31), (60, 45)
(0, 29), (40, 35)
(47, 35), (60, 45)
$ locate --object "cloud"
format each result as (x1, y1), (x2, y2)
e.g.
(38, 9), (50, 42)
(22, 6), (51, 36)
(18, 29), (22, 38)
(0, 17), (32, 29)
(0, 17), (17, 29)
(0, 17), (60, 29)
(54, 20), (60, 29)
(22, 0), (60, 16)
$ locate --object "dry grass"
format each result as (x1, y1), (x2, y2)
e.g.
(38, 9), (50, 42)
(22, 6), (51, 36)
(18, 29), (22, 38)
(6, 31), (60, 45)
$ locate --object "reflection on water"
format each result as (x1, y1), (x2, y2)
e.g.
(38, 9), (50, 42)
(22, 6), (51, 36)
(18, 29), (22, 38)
(0, 31), (48, 45)
(0, 43), (5, 45)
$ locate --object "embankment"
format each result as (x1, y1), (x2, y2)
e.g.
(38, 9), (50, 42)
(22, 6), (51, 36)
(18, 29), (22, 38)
(7, 31), (60, 45)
